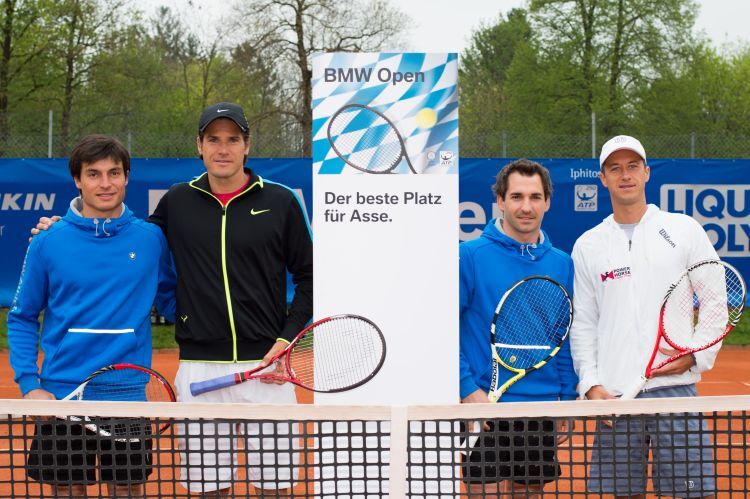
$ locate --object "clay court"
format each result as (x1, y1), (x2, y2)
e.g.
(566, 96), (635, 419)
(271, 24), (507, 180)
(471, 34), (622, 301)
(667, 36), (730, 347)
(0, 348), (748, 497)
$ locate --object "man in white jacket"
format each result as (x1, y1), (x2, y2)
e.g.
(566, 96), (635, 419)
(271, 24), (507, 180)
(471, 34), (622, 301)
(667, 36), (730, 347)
(570, 135), (718, 498)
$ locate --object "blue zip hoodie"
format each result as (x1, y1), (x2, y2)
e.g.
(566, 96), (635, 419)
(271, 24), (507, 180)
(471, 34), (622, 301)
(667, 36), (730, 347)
(459, 219), (578, 401)
(7, 199), (176, 398)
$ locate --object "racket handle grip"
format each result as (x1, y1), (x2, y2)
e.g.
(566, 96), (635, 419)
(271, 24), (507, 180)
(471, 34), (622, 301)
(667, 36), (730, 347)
(190, 374), (238, 396)
(619, 377), (647, 400)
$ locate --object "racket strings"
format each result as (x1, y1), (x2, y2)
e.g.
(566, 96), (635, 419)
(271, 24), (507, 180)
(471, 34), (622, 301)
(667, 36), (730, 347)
(662, 262), (746, 348)
(328, 107), (403, 172)
(493, 279), (572, 369)
(81, 368), (171, 403)
(288, 316), (385, 391)
(78, 366), (173, 438)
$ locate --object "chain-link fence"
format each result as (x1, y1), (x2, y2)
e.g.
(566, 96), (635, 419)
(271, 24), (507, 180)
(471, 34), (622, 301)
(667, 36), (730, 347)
(0, 130), (307, 159)
(461, 132), (750, 159)
(1, 111), (749, 159)
(0, 111), (307, 158)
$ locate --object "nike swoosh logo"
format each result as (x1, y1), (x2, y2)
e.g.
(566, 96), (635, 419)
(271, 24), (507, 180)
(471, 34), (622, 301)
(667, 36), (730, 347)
(251, 208), (270, 215)
(217, 108), (228, 112)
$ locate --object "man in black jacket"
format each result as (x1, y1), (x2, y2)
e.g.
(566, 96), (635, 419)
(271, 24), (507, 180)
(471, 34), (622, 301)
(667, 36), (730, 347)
(150, 102), (313, 496)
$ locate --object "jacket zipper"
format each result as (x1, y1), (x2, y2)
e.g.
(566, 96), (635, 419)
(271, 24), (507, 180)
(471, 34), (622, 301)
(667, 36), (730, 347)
(189, 175), (263, 362)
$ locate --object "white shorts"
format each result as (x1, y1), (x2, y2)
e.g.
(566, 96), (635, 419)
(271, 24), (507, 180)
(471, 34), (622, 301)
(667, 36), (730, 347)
(174, 361), (299, 493)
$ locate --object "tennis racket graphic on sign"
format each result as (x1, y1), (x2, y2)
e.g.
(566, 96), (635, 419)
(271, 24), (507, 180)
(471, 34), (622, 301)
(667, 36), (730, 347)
(462, 276), (573, 455)
(619, 259), (746, 400)
(326, 103), (417, 174)
(61, 364), (176, 442)
(190, 314), (386, 396)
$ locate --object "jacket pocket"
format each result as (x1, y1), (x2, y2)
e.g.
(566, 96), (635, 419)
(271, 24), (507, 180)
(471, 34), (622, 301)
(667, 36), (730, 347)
(44, 328), (138, 385)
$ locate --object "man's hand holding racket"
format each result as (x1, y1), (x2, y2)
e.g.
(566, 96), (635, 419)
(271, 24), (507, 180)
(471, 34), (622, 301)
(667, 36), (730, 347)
(24, 388), (56, 401)
(260, 340), (290, 385)
(649, 348), (696, 377)
(23, 388), (56, 421)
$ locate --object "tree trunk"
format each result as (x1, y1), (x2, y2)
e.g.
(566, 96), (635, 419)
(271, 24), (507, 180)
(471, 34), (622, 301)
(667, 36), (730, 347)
(577, 0), (598, 118)
(0, 0), (15, 156)
(604, 0), (625, 136)
(294, 0), (311, 157)
(59, 3), (79, 157)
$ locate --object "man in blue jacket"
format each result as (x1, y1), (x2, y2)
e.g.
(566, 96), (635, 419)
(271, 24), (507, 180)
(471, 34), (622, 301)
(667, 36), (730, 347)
(459, 158), (578, 498)
(7, 135), (176, 498)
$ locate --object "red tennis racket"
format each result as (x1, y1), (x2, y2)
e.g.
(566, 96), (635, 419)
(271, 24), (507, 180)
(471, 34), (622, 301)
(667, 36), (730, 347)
(620, 260), (746, 399)
(190, 314), (386, 396)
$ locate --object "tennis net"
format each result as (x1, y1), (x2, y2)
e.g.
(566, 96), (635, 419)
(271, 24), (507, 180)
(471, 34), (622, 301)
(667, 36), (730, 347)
(0, 395), (748, 497)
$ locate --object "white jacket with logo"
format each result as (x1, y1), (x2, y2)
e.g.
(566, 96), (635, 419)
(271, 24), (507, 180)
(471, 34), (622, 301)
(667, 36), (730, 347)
(570, 204), (719, 399)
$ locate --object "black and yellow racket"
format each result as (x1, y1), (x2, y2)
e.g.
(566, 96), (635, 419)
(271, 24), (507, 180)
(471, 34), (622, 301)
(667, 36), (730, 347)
(488, 276), (573, 402)
(461, 276), (573, 457)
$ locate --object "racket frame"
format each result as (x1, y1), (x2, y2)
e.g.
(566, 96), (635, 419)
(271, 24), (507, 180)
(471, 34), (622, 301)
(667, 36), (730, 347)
(488, 275), (573, 403)
(60, 363), (176, 442)
(326, 103), (417, 174)
(189, 314), (387, 396)
(620, 259), (747, 400)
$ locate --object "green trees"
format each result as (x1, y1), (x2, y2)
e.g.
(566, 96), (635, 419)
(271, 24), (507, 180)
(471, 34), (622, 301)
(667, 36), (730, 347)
(1, 0), (748, 158)
(459, 9), (531, 156)
(233, 0), (408, 156)
(460, 0), (750, 157)
(0, 0), (407, 157)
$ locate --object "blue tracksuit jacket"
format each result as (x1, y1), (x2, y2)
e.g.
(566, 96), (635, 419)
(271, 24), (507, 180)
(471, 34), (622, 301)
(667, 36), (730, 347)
(7, 200), (176, 398)
(459, 219), (578, 401)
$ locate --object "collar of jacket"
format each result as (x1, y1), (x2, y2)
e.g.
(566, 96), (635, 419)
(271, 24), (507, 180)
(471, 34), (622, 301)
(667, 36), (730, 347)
(63, 197), (132, 237)
(189, 167), (263, 197)
(482, 218), (552, 260)
(602, 203), (659, 229)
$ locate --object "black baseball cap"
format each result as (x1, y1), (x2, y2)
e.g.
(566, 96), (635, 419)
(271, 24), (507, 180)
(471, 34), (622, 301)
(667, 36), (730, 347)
(198, 102), (249, 134)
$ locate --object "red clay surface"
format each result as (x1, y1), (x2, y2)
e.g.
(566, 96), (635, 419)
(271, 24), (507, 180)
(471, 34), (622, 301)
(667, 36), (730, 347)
(0, 347), (747, 497)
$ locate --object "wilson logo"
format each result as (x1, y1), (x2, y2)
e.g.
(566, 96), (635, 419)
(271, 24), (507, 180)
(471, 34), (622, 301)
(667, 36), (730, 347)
(659, 228), (676, 248)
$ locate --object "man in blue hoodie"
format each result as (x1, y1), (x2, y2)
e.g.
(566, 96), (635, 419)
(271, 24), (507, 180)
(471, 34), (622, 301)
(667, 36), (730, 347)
(7, 135), (176, 497)
(459, 158), (578, 498)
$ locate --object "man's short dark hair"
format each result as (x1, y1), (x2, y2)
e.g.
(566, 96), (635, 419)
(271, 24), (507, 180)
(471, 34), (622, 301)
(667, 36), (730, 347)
(69, 135), (130, 179)
(492, 158), (554, 200)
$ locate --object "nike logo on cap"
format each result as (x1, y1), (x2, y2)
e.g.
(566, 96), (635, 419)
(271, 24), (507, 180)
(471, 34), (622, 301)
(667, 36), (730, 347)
(217, 108), (228, 112)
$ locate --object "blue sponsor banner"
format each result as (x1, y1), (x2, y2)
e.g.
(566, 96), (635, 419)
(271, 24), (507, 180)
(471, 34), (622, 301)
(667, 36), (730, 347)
(1, 157), (748, 306)
(0, 158), (311, 307)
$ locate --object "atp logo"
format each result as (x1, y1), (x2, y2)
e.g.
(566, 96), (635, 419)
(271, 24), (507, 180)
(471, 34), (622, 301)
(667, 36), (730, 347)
(601, 266), (631, 282)
(439, 150), (455, 166)
(575, 185), (597, 212)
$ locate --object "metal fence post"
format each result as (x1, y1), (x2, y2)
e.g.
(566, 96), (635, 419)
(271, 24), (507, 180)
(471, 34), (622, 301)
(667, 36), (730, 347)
(48, 110), (53, 158)
(591, 112), (596, 158)
(690, 132), (696, 159)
